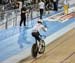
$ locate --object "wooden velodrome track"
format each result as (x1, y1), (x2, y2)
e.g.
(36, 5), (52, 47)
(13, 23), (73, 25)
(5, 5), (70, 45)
(19, 29), (75, 63)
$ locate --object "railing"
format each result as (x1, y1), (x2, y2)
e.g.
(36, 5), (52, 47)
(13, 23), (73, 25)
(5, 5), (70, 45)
(0, 2), (66, 30)
(0, 3), (47, 29)
(0, 9), (20, 29)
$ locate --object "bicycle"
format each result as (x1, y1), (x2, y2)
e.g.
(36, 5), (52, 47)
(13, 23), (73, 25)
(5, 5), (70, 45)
(31, 35), (46, 58)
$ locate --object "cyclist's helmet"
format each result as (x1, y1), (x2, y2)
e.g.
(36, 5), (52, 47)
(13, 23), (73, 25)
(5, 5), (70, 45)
(37, 19), (43, 24)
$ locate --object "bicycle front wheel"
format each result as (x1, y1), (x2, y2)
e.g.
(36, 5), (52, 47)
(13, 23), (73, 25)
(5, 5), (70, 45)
(39, 40), (45, 54)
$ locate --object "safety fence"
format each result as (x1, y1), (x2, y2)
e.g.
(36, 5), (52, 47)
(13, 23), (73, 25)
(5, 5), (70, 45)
(0, 3), (50, 29)
(0, 9), (20, 29)
(0, 2), (68, 30)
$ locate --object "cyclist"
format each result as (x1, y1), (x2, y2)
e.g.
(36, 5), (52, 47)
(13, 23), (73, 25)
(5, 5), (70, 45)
(32, 20), (47, 43)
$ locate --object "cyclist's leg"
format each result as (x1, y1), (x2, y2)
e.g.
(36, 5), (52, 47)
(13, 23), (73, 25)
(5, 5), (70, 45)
(34, 32), (42, 52)
(32, 32), (36, 43)
(35, 32), (41, 42)
(32, 32), (39, 43)
(32, 31), (42, 46)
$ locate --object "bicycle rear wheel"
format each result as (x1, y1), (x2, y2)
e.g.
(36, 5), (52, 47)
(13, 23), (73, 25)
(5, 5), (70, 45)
(31, 43), (38, 58)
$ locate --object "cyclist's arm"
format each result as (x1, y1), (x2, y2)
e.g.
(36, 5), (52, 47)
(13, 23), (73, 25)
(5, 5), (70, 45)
(42, 25), (47, 32)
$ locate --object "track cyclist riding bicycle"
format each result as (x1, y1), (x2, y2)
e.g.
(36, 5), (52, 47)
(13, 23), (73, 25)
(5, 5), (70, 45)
(32, 19), (47, 44)
(31, 19), (47, 58)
